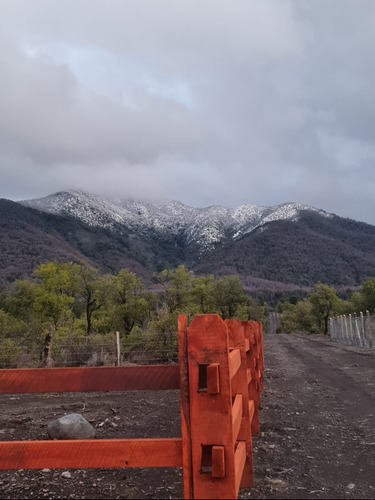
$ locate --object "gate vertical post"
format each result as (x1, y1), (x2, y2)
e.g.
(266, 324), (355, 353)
(255, 322), (264, 392)
(241, 322), (260, 436)
(185, 314), (241, 499)
(178, 315), (193, 499)
(225, 319), (254, 488)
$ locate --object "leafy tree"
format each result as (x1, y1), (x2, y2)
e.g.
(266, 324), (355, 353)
(211, 275), (248, 319)
(33, 261), (80, 366)
(277, 301), (295, 333)
(308, 283), (340, 335)
(109, 269), (149, 336)
(33, 261), (79, 329)
(2, 279), (38, 322)
(75, 261), (103, 335)
(247, 297), (267, 323)
(86, 272), (116, 334)
(1, 280), (45, 351)
(156, 265), (195, 313)
(0, 308), (23, 338)
(294, 299), (315, 332)
(144, 305), (178, 363)
(361, 278), (375, 313)
(190, 275), (216, 314)
(348, 291), (364, 313)
(0, 337), (19, 368)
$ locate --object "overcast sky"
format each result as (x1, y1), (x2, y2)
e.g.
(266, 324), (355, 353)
(1, 1), (375, 224)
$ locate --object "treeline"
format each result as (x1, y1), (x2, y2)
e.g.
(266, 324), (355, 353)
(277, 279), (375, 335)
(2, 258), (374, 368)
(0, 260), (267, 368)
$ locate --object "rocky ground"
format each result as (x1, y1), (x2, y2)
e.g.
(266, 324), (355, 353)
(0, 332), (374, 499)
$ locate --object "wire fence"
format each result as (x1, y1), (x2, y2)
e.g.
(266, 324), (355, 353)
(0, 332), (179, 369)
(330, 311), (375, 349)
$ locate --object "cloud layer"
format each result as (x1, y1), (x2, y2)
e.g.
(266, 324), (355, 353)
(1, 0), (375, 224)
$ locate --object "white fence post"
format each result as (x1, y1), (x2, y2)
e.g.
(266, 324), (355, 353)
(330, 311), (374, 350)
(366, 311), (373, 348)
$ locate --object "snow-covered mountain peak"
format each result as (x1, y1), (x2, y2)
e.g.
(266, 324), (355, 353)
(20, 191), (334, 253)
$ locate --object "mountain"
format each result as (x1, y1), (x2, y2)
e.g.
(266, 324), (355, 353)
(1, 190), (375, 297)
(194, 212), (375, 287)
(20, 190), (333, 255)
(0, 198), (153, 285)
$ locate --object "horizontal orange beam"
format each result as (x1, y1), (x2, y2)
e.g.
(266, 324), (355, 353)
(0, 365), (180, 394)
(244, 338), (250, 352)
(232, 394), (243, 444)
(234, 441), (247, 496)
(248, 400), (255, 423)
(229, 349), (241, 380)
(0, 438), (183, 470)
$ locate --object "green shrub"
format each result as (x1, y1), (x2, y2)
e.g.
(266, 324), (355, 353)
(0, 338), (19, 368)
(50, 329), (116, 367)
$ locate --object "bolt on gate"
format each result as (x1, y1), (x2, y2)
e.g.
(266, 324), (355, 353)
(0, 314), (264, 499)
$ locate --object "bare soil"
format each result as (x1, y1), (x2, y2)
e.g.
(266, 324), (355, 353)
(0, 333), (374, 499)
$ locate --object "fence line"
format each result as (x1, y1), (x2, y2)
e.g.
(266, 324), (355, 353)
(0, 333), (179, 369)
(330, 311), (374, 349)
(0, 314), (264, 499)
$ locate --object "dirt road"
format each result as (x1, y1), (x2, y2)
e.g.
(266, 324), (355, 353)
(0, 332), (374, 499)
(243, 333), (375, 499)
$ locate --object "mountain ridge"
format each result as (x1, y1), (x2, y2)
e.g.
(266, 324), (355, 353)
(1, 190), (374, 298)
(20, 190), (334, 253)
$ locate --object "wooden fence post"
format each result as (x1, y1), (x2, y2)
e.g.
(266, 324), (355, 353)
(255, 322), (264, 392)
(178, 315), (193, 499)
(242, 322), (260, 437)
(225, 319), (254, 488)
(185, 314), (249, 499)
(115, 331), (121, 366)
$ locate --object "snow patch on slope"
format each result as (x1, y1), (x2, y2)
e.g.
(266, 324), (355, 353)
(20, 191), (333, 253)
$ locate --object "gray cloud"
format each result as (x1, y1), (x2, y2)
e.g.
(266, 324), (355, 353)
(1, 0), (375, 224)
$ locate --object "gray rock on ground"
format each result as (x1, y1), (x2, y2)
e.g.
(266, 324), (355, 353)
(47, 413), (96, 440)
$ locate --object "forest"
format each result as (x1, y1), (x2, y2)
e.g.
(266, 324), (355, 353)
(0, 259), (375, 369)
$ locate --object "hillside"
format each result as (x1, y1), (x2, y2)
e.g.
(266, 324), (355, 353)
(1, 191), (375, 296)
(193, 212), (375, 287)
(0, 199), (152, 284)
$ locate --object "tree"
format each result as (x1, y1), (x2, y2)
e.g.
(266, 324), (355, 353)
(278, 300), (298, 333)
(110, 269), (148, 336)
(33, 261), (80, 367)
(294, 299), (315, 333)
(191, 275), (216, 314)
(156, 265), (195, 313)
(33, 261), (79, 328)
(247, 297), (267, 323)
(144, 304), (179, 363)
(361, 278), (375, 313)
(308, 283), (340, 335)
(212, 275), (248, 319)
(75, 262), (102, 335)
(3, 279), (38, 323)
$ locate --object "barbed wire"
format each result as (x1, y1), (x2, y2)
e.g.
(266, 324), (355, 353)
(0, 333), (179, 369)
